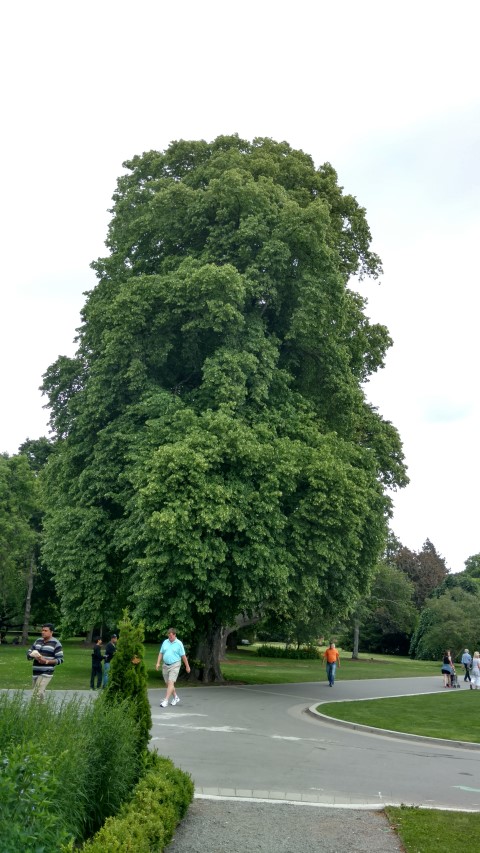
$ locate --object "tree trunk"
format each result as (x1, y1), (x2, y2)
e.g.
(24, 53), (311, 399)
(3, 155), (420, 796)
(197, 614), (262, 682)
(21, 553), (35, 645)
(198, 627), (225, 683)
(352, 618), (360, 659)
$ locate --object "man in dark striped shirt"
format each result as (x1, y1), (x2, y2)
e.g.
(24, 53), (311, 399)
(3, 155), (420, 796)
(27, 623), (64, 700)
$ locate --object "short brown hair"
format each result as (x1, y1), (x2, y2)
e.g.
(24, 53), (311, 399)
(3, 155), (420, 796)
(167, 628), (177, 635)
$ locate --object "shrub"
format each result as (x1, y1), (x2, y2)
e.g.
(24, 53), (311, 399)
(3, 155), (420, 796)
(256, 644), (320, 659)
(103, 612), (152, 753)
(0, 691), (141, 844)
(81, 753), (194, 852)
(0, 742), (73, 852)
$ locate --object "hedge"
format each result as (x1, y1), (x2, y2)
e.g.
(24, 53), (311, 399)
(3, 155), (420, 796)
(256, 644), (320, 659)
(79, 753), (194, 852)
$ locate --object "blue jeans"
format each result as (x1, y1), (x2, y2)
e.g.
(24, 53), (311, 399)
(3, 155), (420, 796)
(326, 662), (336, 686)
(102, 661), (110, 687)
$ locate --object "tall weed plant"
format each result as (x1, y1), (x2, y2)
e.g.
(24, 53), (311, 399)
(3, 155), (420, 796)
(0, 691), (141, 847)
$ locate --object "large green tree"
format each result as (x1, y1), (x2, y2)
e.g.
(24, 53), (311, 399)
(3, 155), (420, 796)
(0, 453), (43, 640)
(340, 561), (418, 656)
(393, 539), (448, 610)
(42, 135), (407, 679)
(410, 559), (480, 660)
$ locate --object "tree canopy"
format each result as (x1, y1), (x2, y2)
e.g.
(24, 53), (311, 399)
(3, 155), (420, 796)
(392, 539), (448, 610)
(0, 453), (42, 636)
(341, 560), (418, 655)
(41, 135), (407, 678)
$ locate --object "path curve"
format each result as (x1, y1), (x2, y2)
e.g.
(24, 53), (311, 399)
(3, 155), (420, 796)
(148, 676), (480, 811)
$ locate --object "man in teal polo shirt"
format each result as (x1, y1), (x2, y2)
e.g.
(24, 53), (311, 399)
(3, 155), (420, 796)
(156, 628), (190, 707)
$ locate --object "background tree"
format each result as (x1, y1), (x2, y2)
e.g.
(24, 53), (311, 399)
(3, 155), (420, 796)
(409, 586), (480, 661)
(393, 539), (448, 610)
(18, 437), (55, 474)
(0, 453), (43, 641)
(339, 561), (417, 656)
(464, 553), (480, 579)
(41, 135), (408, 679)
(18, 438), (59, 635)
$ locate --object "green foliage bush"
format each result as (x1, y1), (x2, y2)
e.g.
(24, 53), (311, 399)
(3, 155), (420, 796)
(81, 753), (194, 852)
(256, 644), (320, 659)
(103, 612), (152, 753)
(0, 742), (72, 853)
(0, 691), (141, 846)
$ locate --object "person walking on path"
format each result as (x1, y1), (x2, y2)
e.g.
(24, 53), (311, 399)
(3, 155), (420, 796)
(461, 648), (472, 682)
(470, 652), (480, 689)
(102, 633), (117, 687)
(90, 637), (104, 689)
(441, 650), (454, 687)
(323, 642), (340, 687)
(27, 623), (63, 701)
(156, 628), (190, 707)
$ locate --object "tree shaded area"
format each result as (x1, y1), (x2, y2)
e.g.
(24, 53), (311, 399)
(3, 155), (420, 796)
(41, 135), (407, 679)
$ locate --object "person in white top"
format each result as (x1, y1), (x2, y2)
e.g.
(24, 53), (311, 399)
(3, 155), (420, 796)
(470, 651), (480, 690)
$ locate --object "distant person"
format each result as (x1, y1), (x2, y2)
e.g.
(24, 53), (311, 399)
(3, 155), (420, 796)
(441, 649), (454, 687)
(102, 633), (117, 687)
(156, 628), (190, 707)
(323, 642), (340, 687)
(461, 648), (472, 682)
(470, 652), (480, 690)
(27, 623), (64, 701)
(90, 637), (104, 690)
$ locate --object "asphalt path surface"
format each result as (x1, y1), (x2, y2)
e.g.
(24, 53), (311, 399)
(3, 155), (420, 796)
(7, 677), (479, 851)
(148, 676), (480, 812)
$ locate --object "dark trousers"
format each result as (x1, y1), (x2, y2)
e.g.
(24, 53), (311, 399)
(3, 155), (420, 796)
(464, 665), (472, 682)
(90, 665), (102, 689)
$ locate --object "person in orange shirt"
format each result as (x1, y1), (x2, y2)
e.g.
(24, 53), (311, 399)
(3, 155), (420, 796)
(323, 642), (340, 687)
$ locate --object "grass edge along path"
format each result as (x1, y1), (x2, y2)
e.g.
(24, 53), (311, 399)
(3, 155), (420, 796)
(386, 806), (480, 853)
(318, 691), (480, 743)
(0, 642), (438, 690)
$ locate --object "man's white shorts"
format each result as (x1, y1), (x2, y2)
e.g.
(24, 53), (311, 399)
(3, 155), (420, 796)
(162, 662), (181, 684)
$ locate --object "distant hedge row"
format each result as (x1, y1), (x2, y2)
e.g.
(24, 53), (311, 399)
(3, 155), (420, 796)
(256, 644), (321, 659)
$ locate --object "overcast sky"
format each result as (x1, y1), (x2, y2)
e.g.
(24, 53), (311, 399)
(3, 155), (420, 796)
(1, 1), (479, 572)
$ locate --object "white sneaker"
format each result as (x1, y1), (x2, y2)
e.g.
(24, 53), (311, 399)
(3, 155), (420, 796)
(160, 699), (168, 708)
(171, 695), (180, 706)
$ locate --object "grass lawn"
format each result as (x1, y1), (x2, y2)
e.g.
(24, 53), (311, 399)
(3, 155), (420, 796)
(222, 647), (438, 684)
(0, 641), (438, 690)
(0, 639), (167, 690)
(319, 691), (480, 743)
(386, 807), (480, 853)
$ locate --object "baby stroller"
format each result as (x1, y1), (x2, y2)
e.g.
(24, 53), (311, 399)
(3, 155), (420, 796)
(451, 669), (461, 688)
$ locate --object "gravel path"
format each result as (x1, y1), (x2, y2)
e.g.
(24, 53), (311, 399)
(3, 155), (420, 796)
(165, 799), (404, 853)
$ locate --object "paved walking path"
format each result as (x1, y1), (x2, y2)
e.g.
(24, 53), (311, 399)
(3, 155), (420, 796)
(7, 676), (478, 850)
(152, 676), (480, 851)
